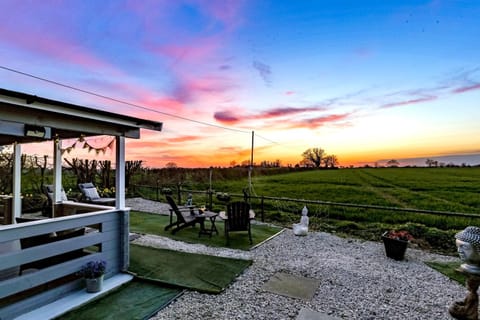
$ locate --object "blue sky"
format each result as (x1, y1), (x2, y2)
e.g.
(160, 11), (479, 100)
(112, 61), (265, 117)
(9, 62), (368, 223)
(1, 0), (479, 167)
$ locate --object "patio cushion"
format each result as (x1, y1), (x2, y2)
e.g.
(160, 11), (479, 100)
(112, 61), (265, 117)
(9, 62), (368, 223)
(83, 187), (100, 200)
(47, 190), (68, 201)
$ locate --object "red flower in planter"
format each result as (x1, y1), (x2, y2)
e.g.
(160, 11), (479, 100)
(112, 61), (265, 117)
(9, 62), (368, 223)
(384, 230), (413, 242)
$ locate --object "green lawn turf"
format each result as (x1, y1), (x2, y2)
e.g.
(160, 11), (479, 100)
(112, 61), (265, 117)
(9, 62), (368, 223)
(54, 278), (182, 320)
(129, 210), (283, 250)
(129, 244), (252, 293)
(425, 261), (466, 285)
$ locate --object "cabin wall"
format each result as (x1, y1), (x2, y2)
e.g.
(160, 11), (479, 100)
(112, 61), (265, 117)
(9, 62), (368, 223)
(0, 208), (130, 319)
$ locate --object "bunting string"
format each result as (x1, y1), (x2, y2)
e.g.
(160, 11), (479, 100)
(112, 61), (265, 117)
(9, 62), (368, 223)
(61, 136), (115, 155)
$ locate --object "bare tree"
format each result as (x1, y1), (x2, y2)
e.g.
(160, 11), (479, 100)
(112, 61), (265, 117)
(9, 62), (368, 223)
(324, 155), (339, 168)
(302, 148), (325, 168)
(0, 149), (13, 194)
(165, 162), (177, 169)
(125, 160), (142, 188)
(98, 160), (112, 188)
(386, 159), (399, 167)
(64, 158), (98, 184)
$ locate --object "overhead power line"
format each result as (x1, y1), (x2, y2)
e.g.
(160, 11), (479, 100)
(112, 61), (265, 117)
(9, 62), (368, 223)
(0, 65), (280, 144)
(0, 65), (252, 134)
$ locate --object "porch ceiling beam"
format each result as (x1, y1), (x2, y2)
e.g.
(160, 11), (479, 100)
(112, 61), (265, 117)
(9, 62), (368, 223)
(0, 88), (162, 133)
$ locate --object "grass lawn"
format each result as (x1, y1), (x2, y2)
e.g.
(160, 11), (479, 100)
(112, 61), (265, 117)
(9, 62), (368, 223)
(129, 210), (283, 250)
(425, 261), (466, 285)
(55, 279), (182, 320)
(129, 244), (253, 293)
(55, 244), (253, 319)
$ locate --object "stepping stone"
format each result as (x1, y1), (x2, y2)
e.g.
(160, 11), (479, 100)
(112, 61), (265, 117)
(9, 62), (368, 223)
(262, 272), (320, 301)
(296, 308), (342, 320)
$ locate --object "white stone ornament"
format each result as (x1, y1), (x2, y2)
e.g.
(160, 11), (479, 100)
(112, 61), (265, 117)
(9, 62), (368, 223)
(293, 206), (309, 236)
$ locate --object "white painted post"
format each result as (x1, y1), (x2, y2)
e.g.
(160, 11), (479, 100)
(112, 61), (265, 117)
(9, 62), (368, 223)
(12, 143), (21, 221)
(115, 136), (125, 209)
(53, 139), (62, 214)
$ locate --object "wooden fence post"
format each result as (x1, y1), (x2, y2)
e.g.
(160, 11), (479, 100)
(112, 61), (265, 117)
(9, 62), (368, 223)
(208, 189), (213, 210)
(177, 183), (182, 204)
(261, 196), (264, 222)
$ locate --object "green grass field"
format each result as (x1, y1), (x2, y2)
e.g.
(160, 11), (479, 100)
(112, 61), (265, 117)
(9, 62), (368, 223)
(134, 167), (480, 254)
(248, 167), (480, 211)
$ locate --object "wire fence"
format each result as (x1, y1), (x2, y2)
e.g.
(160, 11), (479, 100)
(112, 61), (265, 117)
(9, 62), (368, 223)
(131, 184), (480, 228)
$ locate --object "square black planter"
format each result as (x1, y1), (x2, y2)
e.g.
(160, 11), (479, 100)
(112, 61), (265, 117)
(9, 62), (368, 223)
(382, 232), (408, 261)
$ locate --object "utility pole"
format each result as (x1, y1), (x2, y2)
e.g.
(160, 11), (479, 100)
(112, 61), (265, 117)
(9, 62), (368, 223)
(249, 131), (254, 195)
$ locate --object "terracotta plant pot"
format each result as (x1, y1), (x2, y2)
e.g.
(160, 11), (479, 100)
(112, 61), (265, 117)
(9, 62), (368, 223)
(382, 232), (408, 261)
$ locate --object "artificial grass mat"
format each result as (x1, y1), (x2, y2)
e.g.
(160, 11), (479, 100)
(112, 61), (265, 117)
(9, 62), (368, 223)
(54, 278), (182, 320)
(129, 244), (252, 293)
(130, 210), (283, 250)
(425, 261), (466, 285)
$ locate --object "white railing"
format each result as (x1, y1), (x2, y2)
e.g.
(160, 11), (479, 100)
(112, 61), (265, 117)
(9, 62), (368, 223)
(0, 206), (130, 319)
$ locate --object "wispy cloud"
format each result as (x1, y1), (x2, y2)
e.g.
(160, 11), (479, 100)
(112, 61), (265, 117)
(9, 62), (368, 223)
(290, 113), (353, 130)
(171, 73), (236, 103)
(380, 95), (437, 109)
(376, 67), (480, 109)
(260, 106), (327, 118)
(445, 67), (480, 94)
(214, 105), (328, 124)
(167, 135), (202, 143)
(252, 60), (272, 86)
(452, 83), (480, 94)
(192, 0), (247, 31)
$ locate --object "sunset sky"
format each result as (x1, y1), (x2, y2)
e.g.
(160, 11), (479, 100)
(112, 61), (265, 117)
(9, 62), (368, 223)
(1, 0), (479, 168)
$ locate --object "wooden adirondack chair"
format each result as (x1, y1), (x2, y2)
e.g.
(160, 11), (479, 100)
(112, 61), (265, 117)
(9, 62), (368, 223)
(164, 195), (199, 234)
(224, 201), (252, 245)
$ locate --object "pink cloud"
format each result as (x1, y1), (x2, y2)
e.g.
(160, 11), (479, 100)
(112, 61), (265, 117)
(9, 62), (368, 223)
(285, 91), (295, 95)
(260, 106), (327, 118)
(380, 96), (437, 109)
(172, 73), (235, 103)
(188, 0), (247, 31)
(452, 83), (480, 94)
(214, 111), (240, 124)
(214, 105), (328, 124)
(299, 113), (351, 129)
(167, 135), (202, 143)
(156, 38), (221, 65)
(0, 18), (116, 74)
(138, 96), (185, 113)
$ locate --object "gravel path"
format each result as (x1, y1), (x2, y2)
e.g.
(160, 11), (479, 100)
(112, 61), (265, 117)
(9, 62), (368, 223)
(126, 198), (466, 319)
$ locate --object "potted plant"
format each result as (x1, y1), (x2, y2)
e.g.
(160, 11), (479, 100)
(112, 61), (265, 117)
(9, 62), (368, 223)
(382, 230), (413, 261)
(81, 260), (107, 293)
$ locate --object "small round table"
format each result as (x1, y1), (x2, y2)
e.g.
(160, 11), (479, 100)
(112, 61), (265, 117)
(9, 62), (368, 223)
(197, 211), (218, 237)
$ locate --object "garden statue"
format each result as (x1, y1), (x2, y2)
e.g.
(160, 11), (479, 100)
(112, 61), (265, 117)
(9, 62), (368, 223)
(186, 193), (193, 206)
(456, 226), (480, 275)
(293, 206), (309, 236)
(449, 226), (480, 320)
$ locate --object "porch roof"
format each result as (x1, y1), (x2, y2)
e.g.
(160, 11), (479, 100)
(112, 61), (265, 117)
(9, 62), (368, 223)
(0, 87), (163, 146)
